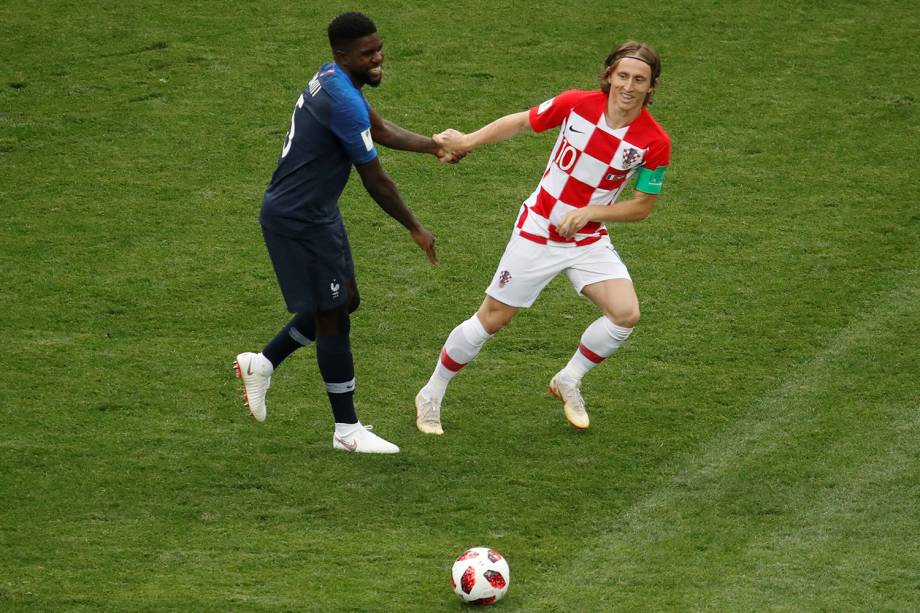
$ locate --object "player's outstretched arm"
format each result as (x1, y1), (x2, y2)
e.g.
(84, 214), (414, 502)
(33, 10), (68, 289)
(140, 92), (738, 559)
(354, 157), (438, 265)
(369, 109), (460, 163)
(370, 109), (437, 153)
(436, 111), (531, 156)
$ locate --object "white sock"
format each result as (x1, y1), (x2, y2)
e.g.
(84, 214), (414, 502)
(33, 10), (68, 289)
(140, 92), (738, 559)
(422, 314), (492, 399)
(561, 317), (632, 380)
(334, 421), (363, 436)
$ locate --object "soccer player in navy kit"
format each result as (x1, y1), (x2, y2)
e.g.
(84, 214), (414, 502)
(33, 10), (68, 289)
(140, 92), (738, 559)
(234, 12), (452, 454)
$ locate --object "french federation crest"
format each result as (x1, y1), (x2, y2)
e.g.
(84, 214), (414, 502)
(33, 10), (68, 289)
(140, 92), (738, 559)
(622, 147), (642, 168)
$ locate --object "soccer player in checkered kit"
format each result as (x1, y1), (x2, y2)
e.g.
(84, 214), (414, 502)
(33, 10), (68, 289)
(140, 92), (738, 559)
(415, 41), (671, 434)
(234, 13), (460, 454)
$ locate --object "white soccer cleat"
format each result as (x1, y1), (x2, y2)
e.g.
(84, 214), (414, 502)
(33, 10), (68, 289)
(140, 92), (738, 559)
(233, 352), (272, 422)
(548, 371), (590, 429)
(333, 425), (400, 454)
(415, 391), (444, 435)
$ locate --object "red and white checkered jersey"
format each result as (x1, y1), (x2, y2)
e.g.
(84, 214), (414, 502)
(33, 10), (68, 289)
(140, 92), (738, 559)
(515, 89), (671, 246)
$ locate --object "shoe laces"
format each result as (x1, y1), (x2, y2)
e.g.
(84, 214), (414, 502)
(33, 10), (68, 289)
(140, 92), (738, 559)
(417, 395), (441, 421)
(558, 377), (585, 407)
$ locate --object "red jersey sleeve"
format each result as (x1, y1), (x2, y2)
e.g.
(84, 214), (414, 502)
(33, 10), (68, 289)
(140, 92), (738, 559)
(528, 89), (585, 133)
(644, 132), (671, 171)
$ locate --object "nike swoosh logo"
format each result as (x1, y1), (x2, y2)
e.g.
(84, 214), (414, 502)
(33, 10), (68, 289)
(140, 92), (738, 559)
(335, 435), (357, 452)
(568, 125), (584, 134)
(246, 360), (254, 376)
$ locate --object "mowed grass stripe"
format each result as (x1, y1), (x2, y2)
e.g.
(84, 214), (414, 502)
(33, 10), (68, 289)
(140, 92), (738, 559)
(526, 272), (920, 611)
(2, 1), (918, 610)
(715, 405), (920, 611)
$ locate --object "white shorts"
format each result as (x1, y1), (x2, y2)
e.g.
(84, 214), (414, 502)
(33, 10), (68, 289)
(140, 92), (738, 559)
(485, 233), (632, 308)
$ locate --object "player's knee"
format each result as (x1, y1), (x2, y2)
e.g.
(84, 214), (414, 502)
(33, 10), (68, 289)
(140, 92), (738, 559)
(610, 305), (640, 328)
(477, 312), (506, 335)
(316, 331), (351, 355)
(316, 307), (350, 337)
(477, 300), (517, 334)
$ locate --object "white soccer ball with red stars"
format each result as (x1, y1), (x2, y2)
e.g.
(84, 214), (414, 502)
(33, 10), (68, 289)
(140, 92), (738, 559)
(450, 547), (510, 605)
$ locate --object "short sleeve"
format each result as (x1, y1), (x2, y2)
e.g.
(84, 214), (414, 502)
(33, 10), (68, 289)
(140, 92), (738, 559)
(635, 134), (671, 194)
(643, 133), (671, 171)
(528, 89), (584, 133)
(329, 95), (377, 165)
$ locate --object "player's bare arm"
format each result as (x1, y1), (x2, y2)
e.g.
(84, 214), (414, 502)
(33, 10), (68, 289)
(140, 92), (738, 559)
(369, 108), (438, 153)
(436, 111), (531, 155)
(370, 109), (461, 164)
(556, 191), (657, 239)
(355, 157), (438, 265)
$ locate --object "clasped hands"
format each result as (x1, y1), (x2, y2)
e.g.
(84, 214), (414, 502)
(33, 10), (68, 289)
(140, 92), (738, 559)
(433, 129), (469, 164)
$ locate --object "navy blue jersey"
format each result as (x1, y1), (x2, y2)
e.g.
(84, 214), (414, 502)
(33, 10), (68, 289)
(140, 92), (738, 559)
(260, 63), (378, 237)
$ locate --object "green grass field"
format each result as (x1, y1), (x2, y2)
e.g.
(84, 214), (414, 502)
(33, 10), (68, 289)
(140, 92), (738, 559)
(2, 1), (919, 610)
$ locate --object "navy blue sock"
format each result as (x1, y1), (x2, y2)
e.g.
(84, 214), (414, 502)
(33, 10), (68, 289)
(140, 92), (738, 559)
(316, 333), (357, 424)
(262, 312), (316, 368)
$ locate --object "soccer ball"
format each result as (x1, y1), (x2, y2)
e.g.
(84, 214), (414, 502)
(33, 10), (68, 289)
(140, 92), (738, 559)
(450, 547), (510, 605)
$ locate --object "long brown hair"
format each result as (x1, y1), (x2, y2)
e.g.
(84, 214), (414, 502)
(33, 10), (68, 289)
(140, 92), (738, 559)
(599, 41), (661, 106)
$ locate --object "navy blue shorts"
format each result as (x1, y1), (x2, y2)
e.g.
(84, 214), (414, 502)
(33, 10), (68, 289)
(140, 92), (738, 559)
(261, 223), (357, 314)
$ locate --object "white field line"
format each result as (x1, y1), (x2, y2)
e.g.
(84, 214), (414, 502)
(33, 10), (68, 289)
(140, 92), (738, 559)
(533, 272), (919, 605)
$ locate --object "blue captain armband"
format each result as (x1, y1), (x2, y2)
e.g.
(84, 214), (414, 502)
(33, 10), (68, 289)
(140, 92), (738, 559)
(635, 165), (667, 195)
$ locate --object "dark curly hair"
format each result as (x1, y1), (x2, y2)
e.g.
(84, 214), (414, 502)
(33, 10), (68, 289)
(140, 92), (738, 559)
(327, 12), (377, 51)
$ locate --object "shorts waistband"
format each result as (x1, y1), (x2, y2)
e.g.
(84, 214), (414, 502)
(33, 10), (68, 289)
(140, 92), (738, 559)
(514, 228), (607, 248)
